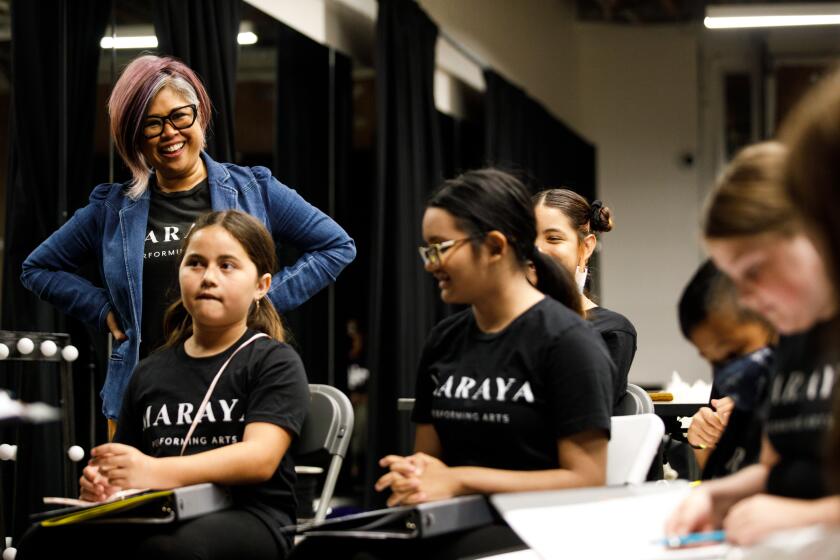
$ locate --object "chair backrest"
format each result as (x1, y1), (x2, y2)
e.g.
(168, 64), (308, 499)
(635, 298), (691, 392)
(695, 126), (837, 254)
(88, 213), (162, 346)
(630, 383), (655, 414)
(612, 392), (638, 416)
(296, 384), (354, 524)
(613, 383), (655, 416)
(606, 414), (665, 485)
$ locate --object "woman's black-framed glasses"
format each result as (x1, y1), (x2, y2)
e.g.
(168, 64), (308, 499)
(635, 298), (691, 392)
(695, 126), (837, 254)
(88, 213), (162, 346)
(418, 237), (473, 266)
(142, 104), (197, 139)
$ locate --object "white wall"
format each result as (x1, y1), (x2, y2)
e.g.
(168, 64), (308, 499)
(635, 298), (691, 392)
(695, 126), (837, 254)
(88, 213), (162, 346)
(415, 5), (712, 385)
(244, 0), (714, 386)
(420, 0), (582, 130)
(576, 24), (709, 386)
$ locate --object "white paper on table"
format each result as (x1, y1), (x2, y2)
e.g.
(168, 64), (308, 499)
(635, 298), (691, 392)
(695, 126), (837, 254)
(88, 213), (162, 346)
(498, 484), (731, 560)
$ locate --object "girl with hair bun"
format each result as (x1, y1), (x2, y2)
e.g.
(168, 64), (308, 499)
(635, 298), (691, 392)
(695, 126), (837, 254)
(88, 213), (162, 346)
(533, 189), (637, 409)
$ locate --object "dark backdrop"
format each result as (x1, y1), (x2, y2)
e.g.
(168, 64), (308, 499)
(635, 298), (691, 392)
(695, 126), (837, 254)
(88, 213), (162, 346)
(153, 0), (241, 163)
(365, 0), (444, 507)
(484, 69), (596, 201)
(1, 0), (110, 539)
(274, 22), (353, 392)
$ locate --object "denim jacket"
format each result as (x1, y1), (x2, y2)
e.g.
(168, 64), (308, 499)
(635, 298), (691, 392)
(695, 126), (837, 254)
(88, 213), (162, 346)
(21, 152), (356, 419)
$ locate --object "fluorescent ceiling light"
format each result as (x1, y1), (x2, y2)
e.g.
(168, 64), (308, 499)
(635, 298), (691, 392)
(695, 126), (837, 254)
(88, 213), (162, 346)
(101, 24), (258, 49)
(705, 3), (840, 29)
(100, 36), (158, 49)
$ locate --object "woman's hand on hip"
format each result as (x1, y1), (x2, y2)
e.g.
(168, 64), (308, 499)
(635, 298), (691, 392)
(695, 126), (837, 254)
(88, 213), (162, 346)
(106, 311), (127, 341)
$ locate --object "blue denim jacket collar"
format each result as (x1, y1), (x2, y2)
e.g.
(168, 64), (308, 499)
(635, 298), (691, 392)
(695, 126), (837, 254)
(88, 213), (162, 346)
(204, 151), (238, 211)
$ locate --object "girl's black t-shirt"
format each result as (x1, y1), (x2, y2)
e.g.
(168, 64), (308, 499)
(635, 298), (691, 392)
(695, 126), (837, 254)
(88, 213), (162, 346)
(765, 323), (838, 499)
(115, 330), (309, 549)
(411, 297), (614, 470)
(586, 306), (637, 408)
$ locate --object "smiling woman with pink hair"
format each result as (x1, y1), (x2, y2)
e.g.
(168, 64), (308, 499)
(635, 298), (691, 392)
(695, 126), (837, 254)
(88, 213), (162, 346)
(107, 55), (213, 198)
(21, 55), (356, 431)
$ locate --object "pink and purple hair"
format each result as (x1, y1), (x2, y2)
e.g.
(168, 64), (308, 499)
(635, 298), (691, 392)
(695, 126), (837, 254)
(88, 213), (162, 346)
(108, 55), (212, 198)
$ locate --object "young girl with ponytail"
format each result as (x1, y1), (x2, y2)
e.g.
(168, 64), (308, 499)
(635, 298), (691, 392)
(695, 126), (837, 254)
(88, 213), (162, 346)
(18, 210), (309, 560)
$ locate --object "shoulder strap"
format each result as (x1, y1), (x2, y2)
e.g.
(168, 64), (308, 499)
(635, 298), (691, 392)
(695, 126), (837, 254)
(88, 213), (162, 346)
(180, 333), (269, 456)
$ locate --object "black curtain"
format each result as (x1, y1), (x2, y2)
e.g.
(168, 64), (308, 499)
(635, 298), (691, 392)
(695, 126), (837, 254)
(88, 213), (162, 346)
(366, 0), (443, 507)
(1, 0), (109, 539)
(484, 70), (596, 201)
(274, 23), (353, 393)
(439, 111), (485, 180)
(153, 0), (240, 163)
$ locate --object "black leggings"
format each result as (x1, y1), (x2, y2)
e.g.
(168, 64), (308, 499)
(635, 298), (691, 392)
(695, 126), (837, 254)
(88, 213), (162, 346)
(16, 509), (287, 560)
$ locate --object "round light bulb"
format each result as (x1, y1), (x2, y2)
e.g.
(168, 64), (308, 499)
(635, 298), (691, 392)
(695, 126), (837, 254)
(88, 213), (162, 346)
(67, 445), (85, 462)
(0, 343), (9, 360)
(61, 345), (79, 362)
(16, 338), (34, 355)
(0, 444), (17, 461)
(40, 340), (58, 357)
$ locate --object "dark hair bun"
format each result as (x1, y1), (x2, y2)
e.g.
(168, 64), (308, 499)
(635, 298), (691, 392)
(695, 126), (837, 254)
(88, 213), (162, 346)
(589, 200), (614, 232)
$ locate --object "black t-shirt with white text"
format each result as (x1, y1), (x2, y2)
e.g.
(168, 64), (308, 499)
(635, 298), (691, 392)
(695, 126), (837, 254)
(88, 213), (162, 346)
(140, 179), (211, 357)
(115, 330), (309, 549)
(766, 323), (837, 499)
(412, 297), (614, 471)
(587, 306), (637, 408)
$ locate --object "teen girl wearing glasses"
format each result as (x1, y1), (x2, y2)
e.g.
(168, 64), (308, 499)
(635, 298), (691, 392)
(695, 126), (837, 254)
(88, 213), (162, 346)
(291, 169), (614, 560)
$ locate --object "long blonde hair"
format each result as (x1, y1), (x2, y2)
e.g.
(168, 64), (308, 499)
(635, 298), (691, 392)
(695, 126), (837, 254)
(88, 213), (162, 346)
(703, 142), (802, 239)
(778, 68), (840, 492)
(163, 210), (286, 347)
(703, 142), (800, 240)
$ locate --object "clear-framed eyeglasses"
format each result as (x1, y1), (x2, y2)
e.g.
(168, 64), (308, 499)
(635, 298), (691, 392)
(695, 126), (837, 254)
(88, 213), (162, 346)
(142, 104), (198, 139)
(417, 237), (473, 266)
